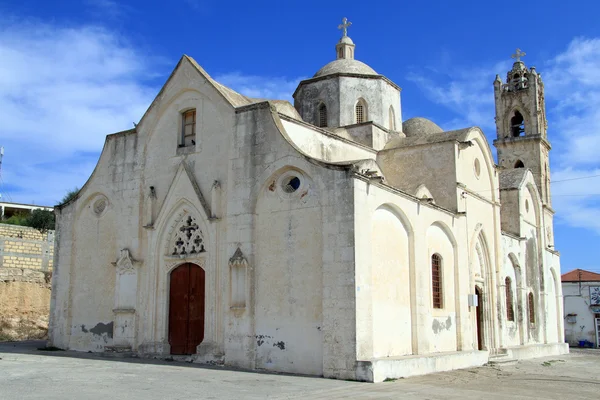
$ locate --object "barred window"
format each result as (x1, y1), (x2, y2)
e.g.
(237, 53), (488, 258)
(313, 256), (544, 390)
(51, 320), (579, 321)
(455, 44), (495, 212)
(355, 99), (367, 124)
(181, 109), (196, 147)
(318, 103), (328, 128)
(432, 254), (443, 309)
(528, 292), (535, 324)
(505, 277), (514, 321)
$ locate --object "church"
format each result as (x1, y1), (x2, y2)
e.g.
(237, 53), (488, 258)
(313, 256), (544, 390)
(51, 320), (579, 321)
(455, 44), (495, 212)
(48, 19), (568, 382)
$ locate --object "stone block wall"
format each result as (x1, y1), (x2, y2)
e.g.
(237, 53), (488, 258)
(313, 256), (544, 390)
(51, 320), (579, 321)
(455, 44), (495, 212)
(0, 223), (54, 341)
(0, 224), (54, 271)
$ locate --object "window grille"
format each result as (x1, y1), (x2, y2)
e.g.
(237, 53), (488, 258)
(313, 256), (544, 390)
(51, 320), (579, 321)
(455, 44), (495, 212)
(505, 277), (514, 321)
(318, 104), (327, 128)
(356, 103), (364, 124)
(432, 254), (443, 309)
(528, 292), (535, 324)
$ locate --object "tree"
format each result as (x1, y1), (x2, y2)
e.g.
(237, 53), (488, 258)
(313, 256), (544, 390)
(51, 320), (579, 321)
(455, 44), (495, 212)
(60, 187), (79, 205)
(2, 209), (55, 233)
(27, 209), (55, 233)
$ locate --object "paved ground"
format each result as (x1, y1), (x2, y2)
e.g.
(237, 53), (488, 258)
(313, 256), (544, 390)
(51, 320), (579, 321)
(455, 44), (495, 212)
(1, 341), (599, 399)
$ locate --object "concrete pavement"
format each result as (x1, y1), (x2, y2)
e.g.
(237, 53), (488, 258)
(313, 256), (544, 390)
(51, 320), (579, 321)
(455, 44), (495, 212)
(1, 341), (598, 399)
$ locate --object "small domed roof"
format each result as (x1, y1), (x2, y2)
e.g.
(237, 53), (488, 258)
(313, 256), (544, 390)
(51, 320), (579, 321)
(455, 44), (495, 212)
(339, 36), (354, 45)
(314, 59), (378, 78)
(402, 117), (443, 137)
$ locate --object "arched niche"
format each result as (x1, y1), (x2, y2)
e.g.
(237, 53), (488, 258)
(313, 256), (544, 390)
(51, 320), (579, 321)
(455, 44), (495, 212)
(371, 205), (413, 357)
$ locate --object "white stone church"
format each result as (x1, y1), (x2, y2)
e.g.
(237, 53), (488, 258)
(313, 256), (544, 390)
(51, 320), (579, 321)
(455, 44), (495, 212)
(49, 20), (568, 382)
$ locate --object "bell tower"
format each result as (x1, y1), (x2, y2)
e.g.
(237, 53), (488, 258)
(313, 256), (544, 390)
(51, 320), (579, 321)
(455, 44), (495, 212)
(493, 49), (552, 206)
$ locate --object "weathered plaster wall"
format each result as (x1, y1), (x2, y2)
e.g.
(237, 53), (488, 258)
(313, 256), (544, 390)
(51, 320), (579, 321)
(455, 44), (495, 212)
(371, 207), (412, 357)
(353, 180), (474, 362)
(426, 223), (457, 353)
(280, 118), (375, 162)
(378, 142), (458, 211)
(293, 75), (401, 132)
(563, 281), (598, 346)
(227, 103), (357, 378)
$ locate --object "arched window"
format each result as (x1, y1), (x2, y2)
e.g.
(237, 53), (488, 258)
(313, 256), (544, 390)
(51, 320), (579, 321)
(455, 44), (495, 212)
(514, 160), (525, 168)
(528, 292), (535, 324)
(431, 254), (443, 309)
(181, 109), (196, 147)
(318, 103), (328, 128)
(510, 111), (525, 137)
(388, 106), (396, 131)
(355, 99), (367, 124)
(505, 277), (514, 321)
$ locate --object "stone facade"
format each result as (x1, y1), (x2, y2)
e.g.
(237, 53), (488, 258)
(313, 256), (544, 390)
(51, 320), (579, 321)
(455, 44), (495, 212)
(0, 223), (54, 272)
(48, 25), (567, 381)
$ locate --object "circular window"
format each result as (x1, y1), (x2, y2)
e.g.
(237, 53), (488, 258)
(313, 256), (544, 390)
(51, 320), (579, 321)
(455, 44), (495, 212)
(474, 158), (481, 179)
(93, 197), (107, 216)
(282, 176), (301, 193)
(525, 199), (529, 212)
(276, 170), (306, 198)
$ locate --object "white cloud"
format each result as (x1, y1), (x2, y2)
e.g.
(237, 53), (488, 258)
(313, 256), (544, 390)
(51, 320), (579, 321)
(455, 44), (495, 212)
(407, 38), (600, 236)
(0, 19), (160, 205)
(544, 38), (600, 166)
(213, 72), (305, 103)
(406, 61), (510, 131)
(0, 18), (305, 206)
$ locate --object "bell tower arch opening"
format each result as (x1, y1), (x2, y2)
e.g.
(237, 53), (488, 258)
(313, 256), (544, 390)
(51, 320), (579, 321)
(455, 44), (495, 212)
(510, 110), (525, 137)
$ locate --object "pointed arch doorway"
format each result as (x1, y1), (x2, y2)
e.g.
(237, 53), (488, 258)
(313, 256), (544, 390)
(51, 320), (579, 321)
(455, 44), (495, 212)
(475, 286), (484, 350)
(168, 263), (205, 355)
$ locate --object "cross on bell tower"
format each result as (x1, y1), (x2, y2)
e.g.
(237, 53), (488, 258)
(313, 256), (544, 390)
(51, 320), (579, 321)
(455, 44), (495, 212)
(511, 48), (526, 62)
(335, 17), (355, 60)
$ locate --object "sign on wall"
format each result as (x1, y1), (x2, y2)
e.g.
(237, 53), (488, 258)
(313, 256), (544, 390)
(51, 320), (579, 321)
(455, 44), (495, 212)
(590, 286), (600, 306)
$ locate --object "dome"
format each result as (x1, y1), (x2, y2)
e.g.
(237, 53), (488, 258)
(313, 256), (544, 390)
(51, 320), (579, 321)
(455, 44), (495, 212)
(313, 59), (378, 78)
(339, 36), (354, 45)
(402, 117), (443, 137)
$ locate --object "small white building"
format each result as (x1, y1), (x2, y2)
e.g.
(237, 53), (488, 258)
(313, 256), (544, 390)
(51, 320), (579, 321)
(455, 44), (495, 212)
(48, 20), (568, 382)
(562, 269), (600, 348)
(0, 201), (53, 220)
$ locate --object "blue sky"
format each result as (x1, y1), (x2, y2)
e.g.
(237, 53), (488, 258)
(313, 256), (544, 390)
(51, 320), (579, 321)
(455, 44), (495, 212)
(0, 0), (599, 273)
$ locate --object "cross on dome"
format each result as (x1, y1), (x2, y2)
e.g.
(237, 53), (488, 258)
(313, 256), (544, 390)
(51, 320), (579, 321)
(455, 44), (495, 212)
(338, 17), (352, 37)
(511, 48), (526, 62)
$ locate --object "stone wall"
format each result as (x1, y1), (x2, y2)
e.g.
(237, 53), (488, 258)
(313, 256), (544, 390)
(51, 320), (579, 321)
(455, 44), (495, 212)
(0, 223), (54, 341)
(0, 223), (54, 271)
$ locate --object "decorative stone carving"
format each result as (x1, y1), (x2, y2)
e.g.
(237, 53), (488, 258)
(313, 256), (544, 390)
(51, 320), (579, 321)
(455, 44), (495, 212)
(169, 214), (206, 256)
(229, 247), (248, 309)
(115, 249), (136, 275)
(229, 247), (247, 268)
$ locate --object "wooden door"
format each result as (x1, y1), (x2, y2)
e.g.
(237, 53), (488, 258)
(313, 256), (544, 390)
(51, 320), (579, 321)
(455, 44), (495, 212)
(475, 286), (483, 351)
(169, 263), (205, 355)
